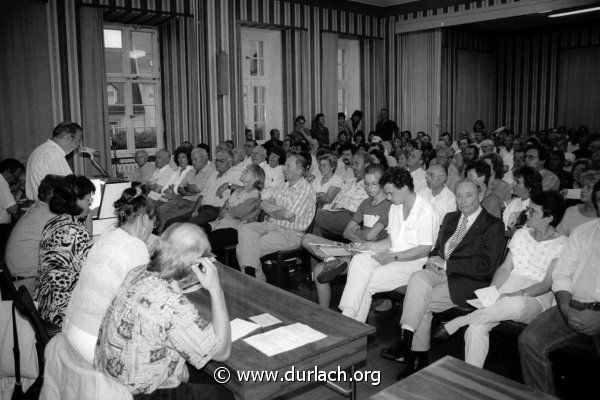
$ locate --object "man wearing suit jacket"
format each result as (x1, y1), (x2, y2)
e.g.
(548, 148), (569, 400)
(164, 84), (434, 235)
(380, 178), (505, 379)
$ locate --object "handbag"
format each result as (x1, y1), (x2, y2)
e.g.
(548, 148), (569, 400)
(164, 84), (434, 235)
(11, 300), (43, 400)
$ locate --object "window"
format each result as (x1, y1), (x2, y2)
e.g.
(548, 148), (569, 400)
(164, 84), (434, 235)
(336, 39), (360, 119)
(104, 26), (163, 155)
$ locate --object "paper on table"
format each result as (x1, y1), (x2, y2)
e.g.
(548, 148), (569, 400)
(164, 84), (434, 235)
(249, 313), (282, 327)
(466, 299), (484, 309)
(231, 318), (261, 342)
(474, 286), (501, 308)
(243, 323), (326, 357)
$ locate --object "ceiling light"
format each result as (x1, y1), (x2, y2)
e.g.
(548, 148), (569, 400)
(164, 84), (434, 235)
(548, 6), (600, 18)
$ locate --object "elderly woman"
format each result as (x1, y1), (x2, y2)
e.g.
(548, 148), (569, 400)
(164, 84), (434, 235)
(503, 166), (543, 230)
(482, 153), (512, 204)
(34, 175), (95, 325)
(262, 146), (286, 200)
(207, 164), (265, 253)
(312, 153), (343, 208)
(64, 188), (156, 363)
(132, 149), (156, 183)
(557, 170), (600, 236)
(94, 223), (232, 399)
(434, 191), (567, 368)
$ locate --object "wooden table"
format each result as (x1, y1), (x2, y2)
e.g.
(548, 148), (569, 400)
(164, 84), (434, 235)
(187, 262), (375, 400)
(369, 356), (558, 400)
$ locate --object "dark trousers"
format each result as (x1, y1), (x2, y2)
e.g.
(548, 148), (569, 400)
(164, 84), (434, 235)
(164, 206), (220, 231)
(133, 367), (233, 400)
(207, 227), (238, 252)
(518, 306), (600, 395)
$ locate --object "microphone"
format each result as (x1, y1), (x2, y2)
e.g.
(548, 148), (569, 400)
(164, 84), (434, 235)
(78, 146), (99, 156)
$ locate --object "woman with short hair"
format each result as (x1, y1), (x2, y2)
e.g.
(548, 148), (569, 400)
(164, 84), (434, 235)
(34, 174), (95, 325)
(312, 153), (343, 208)
(64, 188), (156, 363)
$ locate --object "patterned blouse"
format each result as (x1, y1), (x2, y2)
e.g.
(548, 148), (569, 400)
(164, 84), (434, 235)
(34, 214), (92, 326)
(94, 266), (220, 395)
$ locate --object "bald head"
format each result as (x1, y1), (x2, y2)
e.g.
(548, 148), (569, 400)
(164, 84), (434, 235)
(148, 223), (212, 281)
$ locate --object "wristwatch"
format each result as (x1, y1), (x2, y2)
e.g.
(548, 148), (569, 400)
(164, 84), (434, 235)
(521, 289), (529, 297)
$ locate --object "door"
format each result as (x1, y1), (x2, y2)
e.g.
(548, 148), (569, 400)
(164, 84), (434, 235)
(241, 28), (283, 143)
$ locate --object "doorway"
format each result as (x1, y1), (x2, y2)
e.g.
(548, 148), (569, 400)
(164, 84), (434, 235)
(241, 28), (283, 143)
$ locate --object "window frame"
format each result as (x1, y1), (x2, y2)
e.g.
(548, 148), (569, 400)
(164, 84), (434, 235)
(104, 24), (163, 158)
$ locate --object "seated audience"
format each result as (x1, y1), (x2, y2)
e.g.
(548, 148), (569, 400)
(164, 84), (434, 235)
(394, 148), (409, 169)
(131, 149), (156, 183)
(164, 150), (241, 229)
(407, 150), (427, 195)
(313, 150), (370, 239)
(571, 158), (591, 188)
(146, 149), (175, 195)
(240, 139), (257, 168)
(26, 122), (81, 199)
(525, 144), (560, 191)
(466, 160), (503, 219)
(380, 179), (504, 379)
(312, 153), (343, 208)
(482, 153), (512, 204)
(420, 164), (457, 219)
(34, 175), (95, 325)
(64, 188), (156, 364)
(5, 175), (63, 293)
(434, 147), (461, 193)
(335, 143), (356, 184)
(519, 180), (600, 395)
(302, 164), (390, 308)
(236, 153), (315, 281)
(504, 166), (543, 230)
(161, 147), (193, 197)
(434, 191), (567, 368)
(369, 149), (390, 170)
(558, 170), (600, 236)
(339, 167), (440, 323)
(310, 113), (330, 146)
(208, 164), (264, 252)
(262, 146), (285, 200)
(547, 150), (574, 190)
(94, 223), (232, 399)
(290, 115), (310, 142)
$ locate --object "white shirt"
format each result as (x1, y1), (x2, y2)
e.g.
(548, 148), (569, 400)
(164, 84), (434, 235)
(499, 146), (514, 171)
(149, 164), (176, 194)
(410, 168), (428, 195)
(164, 165), (193, 193)
(0, 174), (17, 224)
(312, 174), (343, 194)
(503, 197), (529, 228)
(324, 178), (368, 213)
(421, 186), (457, 220)
(387, 195), (439, 255)
(552, 219), (600, 302)
(261, 163), (285, 200)
(334, 161), (354, 185)
(26, 139), (72, 199)
(201, 168), (243, 208)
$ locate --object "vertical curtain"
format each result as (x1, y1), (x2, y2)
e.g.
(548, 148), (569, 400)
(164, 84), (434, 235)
(396, 29), (442, 141)
(557, 46), (600, 132)
(281, 28), (310, 135)
(160, 16), (200, 150)
(0, 0), (55, 162)
(79, 6), (110, 175)
(361, 38), (386, 134)
(321, 32), (338, 142)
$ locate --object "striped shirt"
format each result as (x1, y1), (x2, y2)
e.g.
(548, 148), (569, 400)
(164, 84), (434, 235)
(268, 178), (316, 231)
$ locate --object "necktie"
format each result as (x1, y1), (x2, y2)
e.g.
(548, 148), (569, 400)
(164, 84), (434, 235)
(445, 215), (468, 258)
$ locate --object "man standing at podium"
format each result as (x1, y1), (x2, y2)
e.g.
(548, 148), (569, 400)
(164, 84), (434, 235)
(26, 122), (82, 200)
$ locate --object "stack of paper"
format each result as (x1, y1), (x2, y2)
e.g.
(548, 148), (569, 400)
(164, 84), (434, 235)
(231, 318), (261, 342)
(244, 323), (326, 356)
(249, 313), (282, 327)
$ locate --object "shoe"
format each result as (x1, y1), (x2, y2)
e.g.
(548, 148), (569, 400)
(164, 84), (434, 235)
(431, 324), (451, 342)
(316, 259), (348, 284)
(380, 329), (413, 363)
(374, 299), (392, 312)
(396, 351), (429, 380)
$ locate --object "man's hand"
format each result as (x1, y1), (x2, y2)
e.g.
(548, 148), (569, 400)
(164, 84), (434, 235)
(191, 258), (221, 293)
(373, 253), (394, 265)
(575, 310), (600, 335)
(216, 182), (229, 199)
(426, 256), (445, 275)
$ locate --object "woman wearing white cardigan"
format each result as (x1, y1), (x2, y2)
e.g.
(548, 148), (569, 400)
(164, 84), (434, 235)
(64, 188), (156, 364)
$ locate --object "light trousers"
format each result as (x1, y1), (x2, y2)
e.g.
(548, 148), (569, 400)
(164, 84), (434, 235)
(400, 269), (456, 352)
(339, 253), (424, 322)
(444, 295), (543, 367)
(236, 221), (304, 280)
